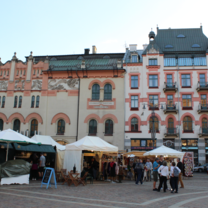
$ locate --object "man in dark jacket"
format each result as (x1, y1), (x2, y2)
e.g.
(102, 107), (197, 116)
(177, 158), (184, 188)
(133, 158), (138, 182)
(135, 159), (144, 185)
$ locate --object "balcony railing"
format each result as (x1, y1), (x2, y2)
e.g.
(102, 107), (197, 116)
(197, 103), (208, 113)
(196, 82), (208, 92)
(163, 103), (178, 114)
(163, 82), (178, 92)
(164, 127), (179, 137)
(199, 127), (208, 136)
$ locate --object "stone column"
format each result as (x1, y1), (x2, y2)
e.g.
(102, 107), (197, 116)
(26, 51), (33, 82)
(9, 52), (17, 82)
(198, 138), (205, 164)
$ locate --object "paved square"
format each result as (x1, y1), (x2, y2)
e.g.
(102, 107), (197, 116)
(0, 173), (208, 208)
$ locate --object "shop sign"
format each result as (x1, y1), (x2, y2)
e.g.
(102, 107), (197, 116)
(131, 146), (155, 150)
(41, 168), (57, 189)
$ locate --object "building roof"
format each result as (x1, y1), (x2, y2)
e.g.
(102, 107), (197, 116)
(123, 49), (143, 63)
(143, 27), (208, 55)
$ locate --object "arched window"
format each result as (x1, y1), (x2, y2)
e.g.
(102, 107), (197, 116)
(0, 119), (3, 131)
(18, 96), (22, 108)
(13, 119), (20, 132)
(168, 118), (174, 134)
(57, 119), (65, 135)
(2, 96), (5, 108)
(202, 118), (208, 134)
(131, 118), (138, 131)
(31, 96), (35, 108)
(92, 84), (100, 100)
(30, 119), (38, 137)
(149, 117), (159, 132)
(36, 96), (40, 108)
(89, 119), (97, 135)
(104, 84), (112, 100)
(105, 119), (113, 135)
(183, 116), (192, 132)
(14, 96), (18, 108)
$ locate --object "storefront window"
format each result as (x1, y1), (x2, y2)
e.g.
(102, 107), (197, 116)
(205, 139), (208, 147)
(182, 139), (198, 147)
(131, 139), (156, 150)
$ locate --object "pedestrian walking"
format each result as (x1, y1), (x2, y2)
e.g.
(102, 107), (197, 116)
(157, 161), (169, 192)
(146, 158), (152, 181)
(177, 158), (184, 188)
(153, 158), (160, 191)
(135, 159), (144, 185)
(170, 162), (181, 193)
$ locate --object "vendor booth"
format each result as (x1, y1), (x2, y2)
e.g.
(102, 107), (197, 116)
(64, 136), (118, 179)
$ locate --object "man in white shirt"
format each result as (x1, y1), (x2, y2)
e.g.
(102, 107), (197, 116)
(145, 158), (152, 181)
(38, 153), (46, 178)
(157, 161), (169, 192)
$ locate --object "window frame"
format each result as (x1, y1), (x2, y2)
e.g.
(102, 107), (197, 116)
(131, 55), (138, 63)
(1, 96), (5, 108)
(149, 75), (158, 88)
(92, 84), (100, 101)
(30, 119), (38, 137)
(131, 118), (138, 132)
(13, 119), (20, 132)
(181, 74), (191, 87)
(14, 96), (18, 108)
(149, 116), (159, 132)
(182, 95), (192, 109)
(149, 59), (157, 66)
(0, 119), (3, 131)
(31, 96), (35, 108)
(131, 75), (138, 89)
(18, 96), (22, 108)
(131, 95), (138, 109)
(89, 119), (97, 135)
(105, 119), (113, 136)
(104, 84), (112, 100)
(183, 116), (193, 132)
(149, 95), (158, 109)
(36, 96), (40, 108)
(57, 119), (65, 135)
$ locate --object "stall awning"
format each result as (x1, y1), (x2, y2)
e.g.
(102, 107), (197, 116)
(0, 143), (13, 149)
(13, 143), (56, 153)
(124, 151), (146, 157)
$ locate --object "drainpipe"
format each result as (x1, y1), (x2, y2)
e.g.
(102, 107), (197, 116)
(76, 70), (80, 141)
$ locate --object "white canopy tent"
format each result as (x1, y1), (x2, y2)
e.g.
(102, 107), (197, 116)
(64, 136), (118, 173)
(0, 129), (40, 161)
(143, 145), (185, 158)
(31, 135), (65, 151)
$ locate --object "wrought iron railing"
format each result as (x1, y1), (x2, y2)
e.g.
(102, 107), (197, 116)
(165, 127), (178, 134)
(198, 103), (208, 110)
(197, 82), (208, 88)
(164, 103), (177, 110)
(164, 82), (177, 89)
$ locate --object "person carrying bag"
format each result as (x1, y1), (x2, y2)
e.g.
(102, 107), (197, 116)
(157, 161), (169, 192)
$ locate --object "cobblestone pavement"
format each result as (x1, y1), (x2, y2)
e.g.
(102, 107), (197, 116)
(0, 173), (208, 208)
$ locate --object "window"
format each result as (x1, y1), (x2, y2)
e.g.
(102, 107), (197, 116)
(31, 96), (35, 108)
(104, 84), (112, 100)
(36, 96), (40, 108)
(14, 96), (18, 108)
(194, 57), (206, 66)
(178, 58), (192, 66)
(199, 74), (206, 86)
(149, 75), (158, 87)
(168, 118), (174, 133)
(131, 139), (156, 150)
(182, 139), (198, 147)
(13, 119), (20, 132)
(149, 95), (158, 108)
(30, 119), (38, 137)
(0, 71), (2, 76)
(149, 59), (157, 66)
(149, 116), (159, 132)
(92, 84), (100, 100)
(181, 74), (191, 87)
(24, 70), (26, 75)
(202, 118), (208, 134)
(201, 95), (207, 109)
(165, 45), (173, 48)
(33, 70), (35, 75)
(131, 118), (138, 131)
(57, 119), (65, 134)
(167, 74), (173, 87)
(131, 96), (138, 109)
(167, 95), (174, 109)
(16, 70), (19, 75)
(177, 34), (185, 38)
(132, 55), (137, 63)
(0, 119), (3, 131)
(131, 76), (138, 88)
(18, 96), (22, 108)
(89, 119), (97, 135)
(182, 95), (192, 108)
(192, 44), (200, 48)
(183, 116), (193, 132)
(105, 119), (113, 135)
(20, 70), (22, 75)
(2, 96), (5, 108)
(7, 71), (9, 76)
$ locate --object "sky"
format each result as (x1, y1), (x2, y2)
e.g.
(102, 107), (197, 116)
(0, 0), (208, 62)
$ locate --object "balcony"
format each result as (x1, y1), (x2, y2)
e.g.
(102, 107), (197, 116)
(199, 127), (208, 137)
(163, 104), (178, 114)
(197, 104), (208, 114)
(196, 82), (208, 92)
(163, 82), (178, 92)
(164, 127), (179, 137)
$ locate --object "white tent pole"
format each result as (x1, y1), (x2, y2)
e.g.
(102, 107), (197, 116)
(6, 143), (9, 161)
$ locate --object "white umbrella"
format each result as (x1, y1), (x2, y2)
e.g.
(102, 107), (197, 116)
(0, 129), (41, 161)
(143, 145), (184, 157)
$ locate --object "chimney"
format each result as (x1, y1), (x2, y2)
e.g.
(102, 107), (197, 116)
(84, 48), (90, 55)
(92, 45), (97, 54)
(143, 44), (148, 50)
(129, 44), (137, 51)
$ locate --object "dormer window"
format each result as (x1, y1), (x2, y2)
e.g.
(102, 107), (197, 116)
(177, 34), (185, 38)
(192, 44), (201, 48)
(165, 45), (173, 49)
(131, 55), (137, 63)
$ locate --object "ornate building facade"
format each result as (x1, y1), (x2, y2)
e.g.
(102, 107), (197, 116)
(0, 47), (125, 149)
(124, 26), (208, 164)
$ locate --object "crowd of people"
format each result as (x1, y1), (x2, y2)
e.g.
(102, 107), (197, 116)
(133, 156), (184, 194)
